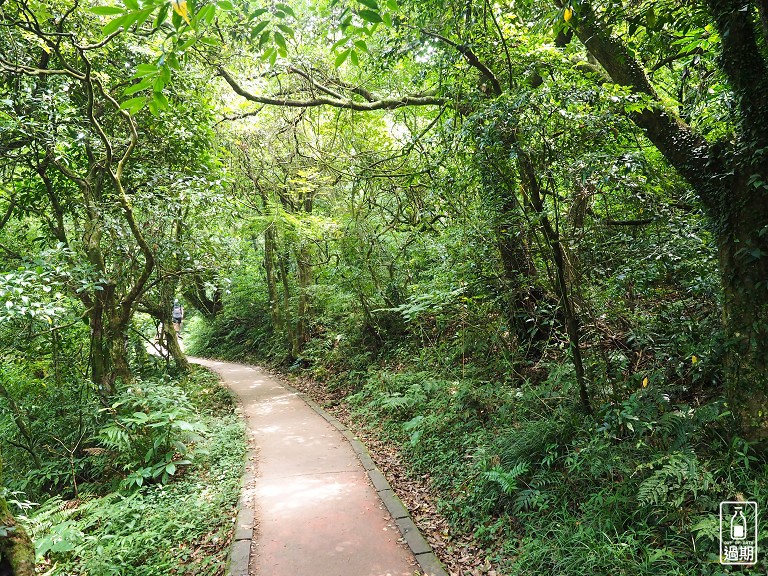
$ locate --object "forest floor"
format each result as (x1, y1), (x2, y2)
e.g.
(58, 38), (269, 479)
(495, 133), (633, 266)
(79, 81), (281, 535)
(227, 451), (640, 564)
(192, 358), (420, 576)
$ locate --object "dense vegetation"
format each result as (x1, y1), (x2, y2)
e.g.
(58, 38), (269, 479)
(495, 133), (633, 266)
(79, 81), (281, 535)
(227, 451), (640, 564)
(2, 0), (768, 573)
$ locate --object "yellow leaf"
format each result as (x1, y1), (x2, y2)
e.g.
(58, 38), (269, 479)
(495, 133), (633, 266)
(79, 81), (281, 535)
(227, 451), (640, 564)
(564, 7), (573, 22)
(642, 376), (649, 388)
(691, 355), (698, 364)
(172, 0), (191, 25)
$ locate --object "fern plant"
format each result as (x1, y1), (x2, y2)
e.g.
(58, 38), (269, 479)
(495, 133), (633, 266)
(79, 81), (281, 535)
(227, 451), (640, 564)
(484, 461), (530, 495)
(98, 381), (207, 488)
(636, 451), (716, 509)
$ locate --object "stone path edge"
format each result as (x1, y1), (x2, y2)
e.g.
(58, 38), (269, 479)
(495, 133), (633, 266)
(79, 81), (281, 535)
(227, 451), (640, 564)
(278, 378), (449, 576)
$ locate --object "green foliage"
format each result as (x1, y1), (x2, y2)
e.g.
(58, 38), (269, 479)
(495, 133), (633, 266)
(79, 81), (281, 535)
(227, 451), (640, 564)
(98, 379), (207, 489)
(10, 367), (246, 574)
(26, 415), (245, 574)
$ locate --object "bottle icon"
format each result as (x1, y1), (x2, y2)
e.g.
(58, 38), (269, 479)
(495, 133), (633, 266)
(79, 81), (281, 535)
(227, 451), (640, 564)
(731, 506), (747, 540)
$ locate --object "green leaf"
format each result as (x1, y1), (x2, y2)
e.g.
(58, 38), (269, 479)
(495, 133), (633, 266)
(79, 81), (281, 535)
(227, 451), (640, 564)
(102, 13), (131, 35)
(358, 9), (382, 23)
(386, 0), (398, 10)
(120, 96), (148, 114)
(167, 52), (181, 69)
(178, 35), (197, 51)
(268, 49), (277, 66)
(276, 23), (294, 37)
(165, 462), (177, 475)
(200, 36), (222, 46)
(382, 12), (392, 26)
(124, 78), (153, 95)
(350, 49), (359, 66)
(335, 48), (350, 67)
(275, 3), (295, 17)
(250, 20), (270, 40)
(154, 4), (169, 27)
(122, 0), (139, 9)
(250, 8), (268, 18)
(90, 6), (125, 16)
(133, 63), (158, 78)
(260, 46), (275, 62)
(354, 39), (368, 52)
(357, 0), (378, 9)
(160, 64), (171, 84)
(258, 30), (271, 48)
(274, 31), (287, 51)
(153, 75), (165, 93)
(196, 4), (216, 24)
(331, 36), (349, 50)
(217, 0), (234, 10)
(135, 6), (155, 29)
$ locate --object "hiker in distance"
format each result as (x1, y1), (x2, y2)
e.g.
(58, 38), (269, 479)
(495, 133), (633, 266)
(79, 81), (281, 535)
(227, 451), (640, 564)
(172, 299), (184, 338)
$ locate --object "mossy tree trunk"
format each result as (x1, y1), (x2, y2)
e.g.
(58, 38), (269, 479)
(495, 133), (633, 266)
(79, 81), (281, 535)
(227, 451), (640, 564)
(563, 0), (768, 435)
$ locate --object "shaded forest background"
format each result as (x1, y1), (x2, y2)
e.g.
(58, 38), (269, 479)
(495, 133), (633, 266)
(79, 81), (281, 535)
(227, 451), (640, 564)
(1, 0), (768, 573)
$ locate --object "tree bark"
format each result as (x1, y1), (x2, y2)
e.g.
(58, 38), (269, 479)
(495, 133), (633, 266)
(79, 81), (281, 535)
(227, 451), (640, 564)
(0, 505), (35, 576)
(718, 179), (768, 437)
(295, 245), (313, 355)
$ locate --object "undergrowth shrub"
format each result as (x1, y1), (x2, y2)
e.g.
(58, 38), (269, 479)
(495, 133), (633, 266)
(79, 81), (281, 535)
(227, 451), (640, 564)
(21, 367), (246, 575)
(98, 378), (208, 489)
(348, 363), (768, 575)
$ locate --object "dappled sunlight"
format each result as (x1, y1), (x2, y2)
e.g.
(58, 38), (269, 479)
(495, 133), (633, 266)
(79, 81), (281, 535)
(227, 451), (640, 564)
(254, 392), (295, 415)
(258, 474), (350, 514)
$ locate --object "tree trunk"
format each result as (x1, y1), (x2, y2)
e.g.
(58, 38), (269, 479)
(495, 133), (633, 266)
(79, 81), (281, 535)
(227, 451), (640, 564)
(263, 227), (283, 332)
(494, 193), (546, 351)
(277, 251), (296, 360)
(295, 245), (312, 354)
(163, 318), (190, 373)
(0, 505), (35, 576)
(718, 181), (768, 437)
(109, 322), (132, 385)
(89, 303), (111, 398)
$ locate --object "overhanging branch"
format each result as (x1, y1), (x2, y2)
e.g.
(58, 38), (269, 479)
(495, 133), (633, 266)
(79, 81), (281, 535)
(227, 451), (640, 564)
(217, 66), (446, 111)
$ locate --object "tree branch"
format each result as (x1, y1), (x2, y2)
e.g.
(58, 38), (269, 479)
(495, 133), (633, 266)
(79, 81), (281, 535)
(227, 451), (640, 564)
(0, 200), (14, 232)
(217, 66), (446, 111)
(558, 0), (724, 210)
(414, 26), (503, 96)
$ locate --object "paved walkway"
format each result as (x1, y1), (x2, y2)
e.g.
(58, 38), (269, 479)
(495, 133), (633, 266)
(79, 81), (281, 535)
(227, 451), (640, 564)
(192, 358), (419, 576)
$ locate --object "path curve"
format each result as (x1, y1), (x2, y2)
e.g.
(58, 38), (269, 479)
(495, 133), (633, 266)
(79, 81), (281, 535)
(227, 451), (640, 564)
(192, 358), (423, 576)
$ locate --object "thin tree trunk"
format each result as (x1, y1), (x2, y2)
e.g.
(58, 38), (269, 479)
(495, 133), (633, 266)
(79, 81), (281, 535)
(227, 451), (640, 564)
(277, 251), (296, 359)
(295, 245), (312, 353)
(519, 150), (592, 415)
(264, 227), (283, 332)
(163, 318), (190, 372)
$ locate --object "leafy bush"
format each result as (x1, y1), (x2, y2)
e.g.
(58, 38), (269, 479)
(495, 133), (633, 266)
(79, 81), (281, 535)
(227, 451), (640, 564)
(98, 379), (207, 489)
(26, 416), (245, 575)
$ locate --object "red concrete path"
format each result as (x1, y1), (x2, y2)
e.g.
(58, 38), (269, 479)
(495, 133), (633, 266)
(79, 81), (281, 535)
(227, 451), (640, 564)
(193, 358), (418, 576)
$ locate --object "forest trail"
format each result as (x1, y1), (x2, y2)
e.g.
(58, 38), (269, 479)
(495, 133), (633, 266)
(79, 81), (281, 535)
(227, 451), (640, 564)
(191, 358), (419, 576)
